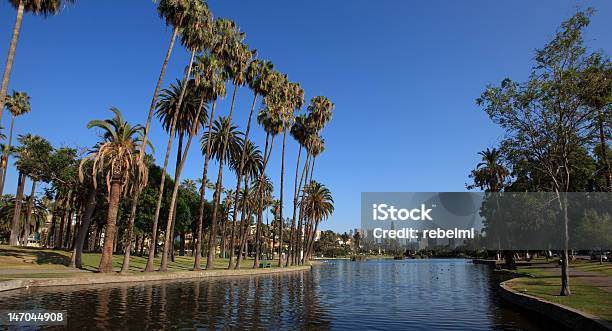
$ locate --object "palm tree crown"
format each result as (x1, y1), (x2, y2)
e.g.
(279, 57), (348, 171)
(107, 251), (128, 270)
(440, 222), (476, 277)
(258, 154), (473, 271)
(9, 0), (75, 16)
(300, 181), (334, 223)
(201, 116), (244, 165)
(80, 107), (149, 192)
(5, 90), (30, 117)
(156, 79), (207, 137)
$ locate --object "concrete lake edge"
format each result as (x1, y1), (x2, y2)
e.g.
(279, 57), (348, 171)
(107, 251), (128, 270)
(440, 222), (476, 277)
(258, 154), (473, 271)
(0, 265), (312, 293)
(499, 278), (612, 331)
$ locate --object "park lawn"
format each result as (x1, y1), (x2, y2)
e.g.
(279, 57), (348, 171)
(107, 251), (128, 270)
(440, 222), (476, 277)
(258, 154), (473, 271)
(508, 264), (612, 322)
(0, 245), (276, 279)
(570, 259), (612, 277)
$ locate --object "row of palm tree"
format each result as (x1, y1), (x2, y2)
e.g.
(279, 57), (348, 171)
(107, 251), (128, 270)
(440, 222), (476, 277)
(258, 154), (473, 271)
(1, 0), (336, 274)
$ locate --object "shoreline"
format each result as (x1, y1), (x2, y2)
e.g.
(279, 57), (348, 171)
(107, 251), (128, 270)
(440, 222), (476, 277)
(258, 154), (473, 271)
(498, 276), (612, 331)
(0, 265), (311, 294)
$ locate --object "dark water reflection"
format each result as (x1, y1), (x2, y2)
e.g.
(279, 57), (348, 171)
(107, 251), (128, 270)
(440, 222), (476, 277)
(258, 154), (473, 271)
(0, 259), (557, 330)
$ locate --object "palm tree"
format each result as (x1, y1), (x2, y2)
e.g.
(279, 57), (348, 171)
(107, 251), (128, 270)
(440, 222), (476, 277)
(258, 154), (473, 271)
(252, 174), (273, 266)
(0, 90), (30, 195)
(251, 109), (283, 267)
(227, 59), (273, 268)
(80, 107), (148, 273)
(203, 116), (244, 269)
(218, 187), (234, 258)
(266, 77), (303, 267)
(231, 139), (262, 269)
(301, 181), (334, 262)
(205, 19), (253, 270)
(151, 79), (202, 263)
(1, 0), (74, 125)
(287, 115), (311, 265)
(193, 53), (227, 270)
(127, 0), (200, 273)
(468, 148), (508, 192)
(294, 96), (333, 264)
(157, 1), (211, 272)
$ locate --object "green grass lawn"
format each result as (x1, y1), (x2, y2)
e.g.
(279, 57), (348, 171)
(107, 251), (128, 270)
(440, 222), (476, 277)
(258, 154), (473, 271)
(508, 263), (612, 322)
(0, 245), (278, 280)
(570, 259), (612, 276)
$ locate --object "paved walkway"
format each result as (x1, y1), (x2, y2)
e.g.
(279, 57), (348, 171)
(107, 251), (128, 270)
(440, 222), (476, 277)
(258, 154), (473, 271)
(0, 268), (89, 275)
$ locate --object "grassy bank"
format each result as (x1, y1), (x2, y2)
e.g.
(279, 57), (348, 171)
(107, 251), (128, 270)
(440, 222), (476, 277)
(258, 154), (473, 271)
(506, 262), (612, 322)
(0, 245), (280, 280)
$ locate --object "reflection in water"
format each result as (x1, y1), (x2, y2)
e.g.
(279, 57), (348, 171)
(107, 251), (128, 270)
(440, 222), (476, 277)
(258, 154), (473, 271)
(0, 260), (556, 330)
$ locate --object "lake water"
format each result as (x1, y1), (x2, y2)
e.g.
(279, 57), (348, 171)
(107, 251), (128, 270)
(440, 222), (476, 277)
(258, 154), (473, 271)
(0, 259), (558, 330)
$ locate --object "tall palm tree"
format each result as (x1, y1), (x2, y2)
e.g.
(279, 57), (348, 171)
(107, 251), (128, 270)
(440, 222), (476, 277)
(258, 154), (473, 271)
(80, 107), (149, 273)
(193, 53), (227, 270)
(0, 90), (30, 195)
(226, 59), (273, 268)
(203, 116), (244, 269)
(158, 1), (211, 272)
(294, 96), (333, 264)
(301, 181), (334, 262)
(269, 78), (303, 267)
(127, 0), (198, 272)
(252, 109), (283, 267)
(231, 139), (262, 269)
(218, 187), (233, 258)
(1, 0), (74, 125)
(205, 19), (253, 270)
(144, 1), (211, 272)
(287, 115), (311, 265)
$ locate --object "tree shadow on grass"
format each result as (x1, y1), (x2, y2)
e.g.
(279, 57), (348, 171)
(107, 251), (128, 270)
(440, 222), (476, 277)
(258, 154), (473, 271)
(0, 247), (70, 266)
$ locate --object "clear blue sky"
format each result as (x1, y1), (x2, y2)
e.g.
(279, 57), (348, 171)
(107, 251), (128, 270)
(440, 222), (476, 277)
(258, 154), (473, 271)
(1, 1), (611, 233)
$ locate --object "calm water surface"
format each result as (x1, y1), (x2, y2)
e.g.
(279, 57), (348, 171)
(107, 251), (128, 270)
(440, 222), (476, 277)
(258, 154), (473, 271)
(0, 259), (558, 330)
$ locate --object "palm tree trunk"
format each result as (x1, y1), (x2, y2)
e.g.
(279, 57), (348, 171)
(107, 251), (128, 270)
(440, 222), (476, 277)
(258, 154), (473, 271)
(21, 179), (36, 244)
(70, 185), (96, 268)
(124, 25), (180, 272)
(98, 178), (123, 273)
(295, 154), (311, 264)
(159, 52), (201, 271)
(206, 84), (239, 270)
(228, 93), (258, 269)
(0, 0), (24, 124)
(9, 172), (25, 245)
(0, 116), (16, 196)
(234, 176), (250, 270)
(278, 130), (287, 267)
(253, 133), (271, 268)
(219, 209), (227, 258)
(145, 49), (196, 272)
(194, 99), (217, 270)
(168, 133), (184, 263)
(287, 145), (303, 266)
(304, 219), (320, 262)
(64, 206), (73, 249)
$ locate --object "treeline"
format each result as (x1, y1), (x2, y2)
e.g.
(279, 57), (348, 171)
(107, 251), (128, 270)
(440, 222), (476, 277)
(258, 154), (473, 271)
(0, 0), (335, 272)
